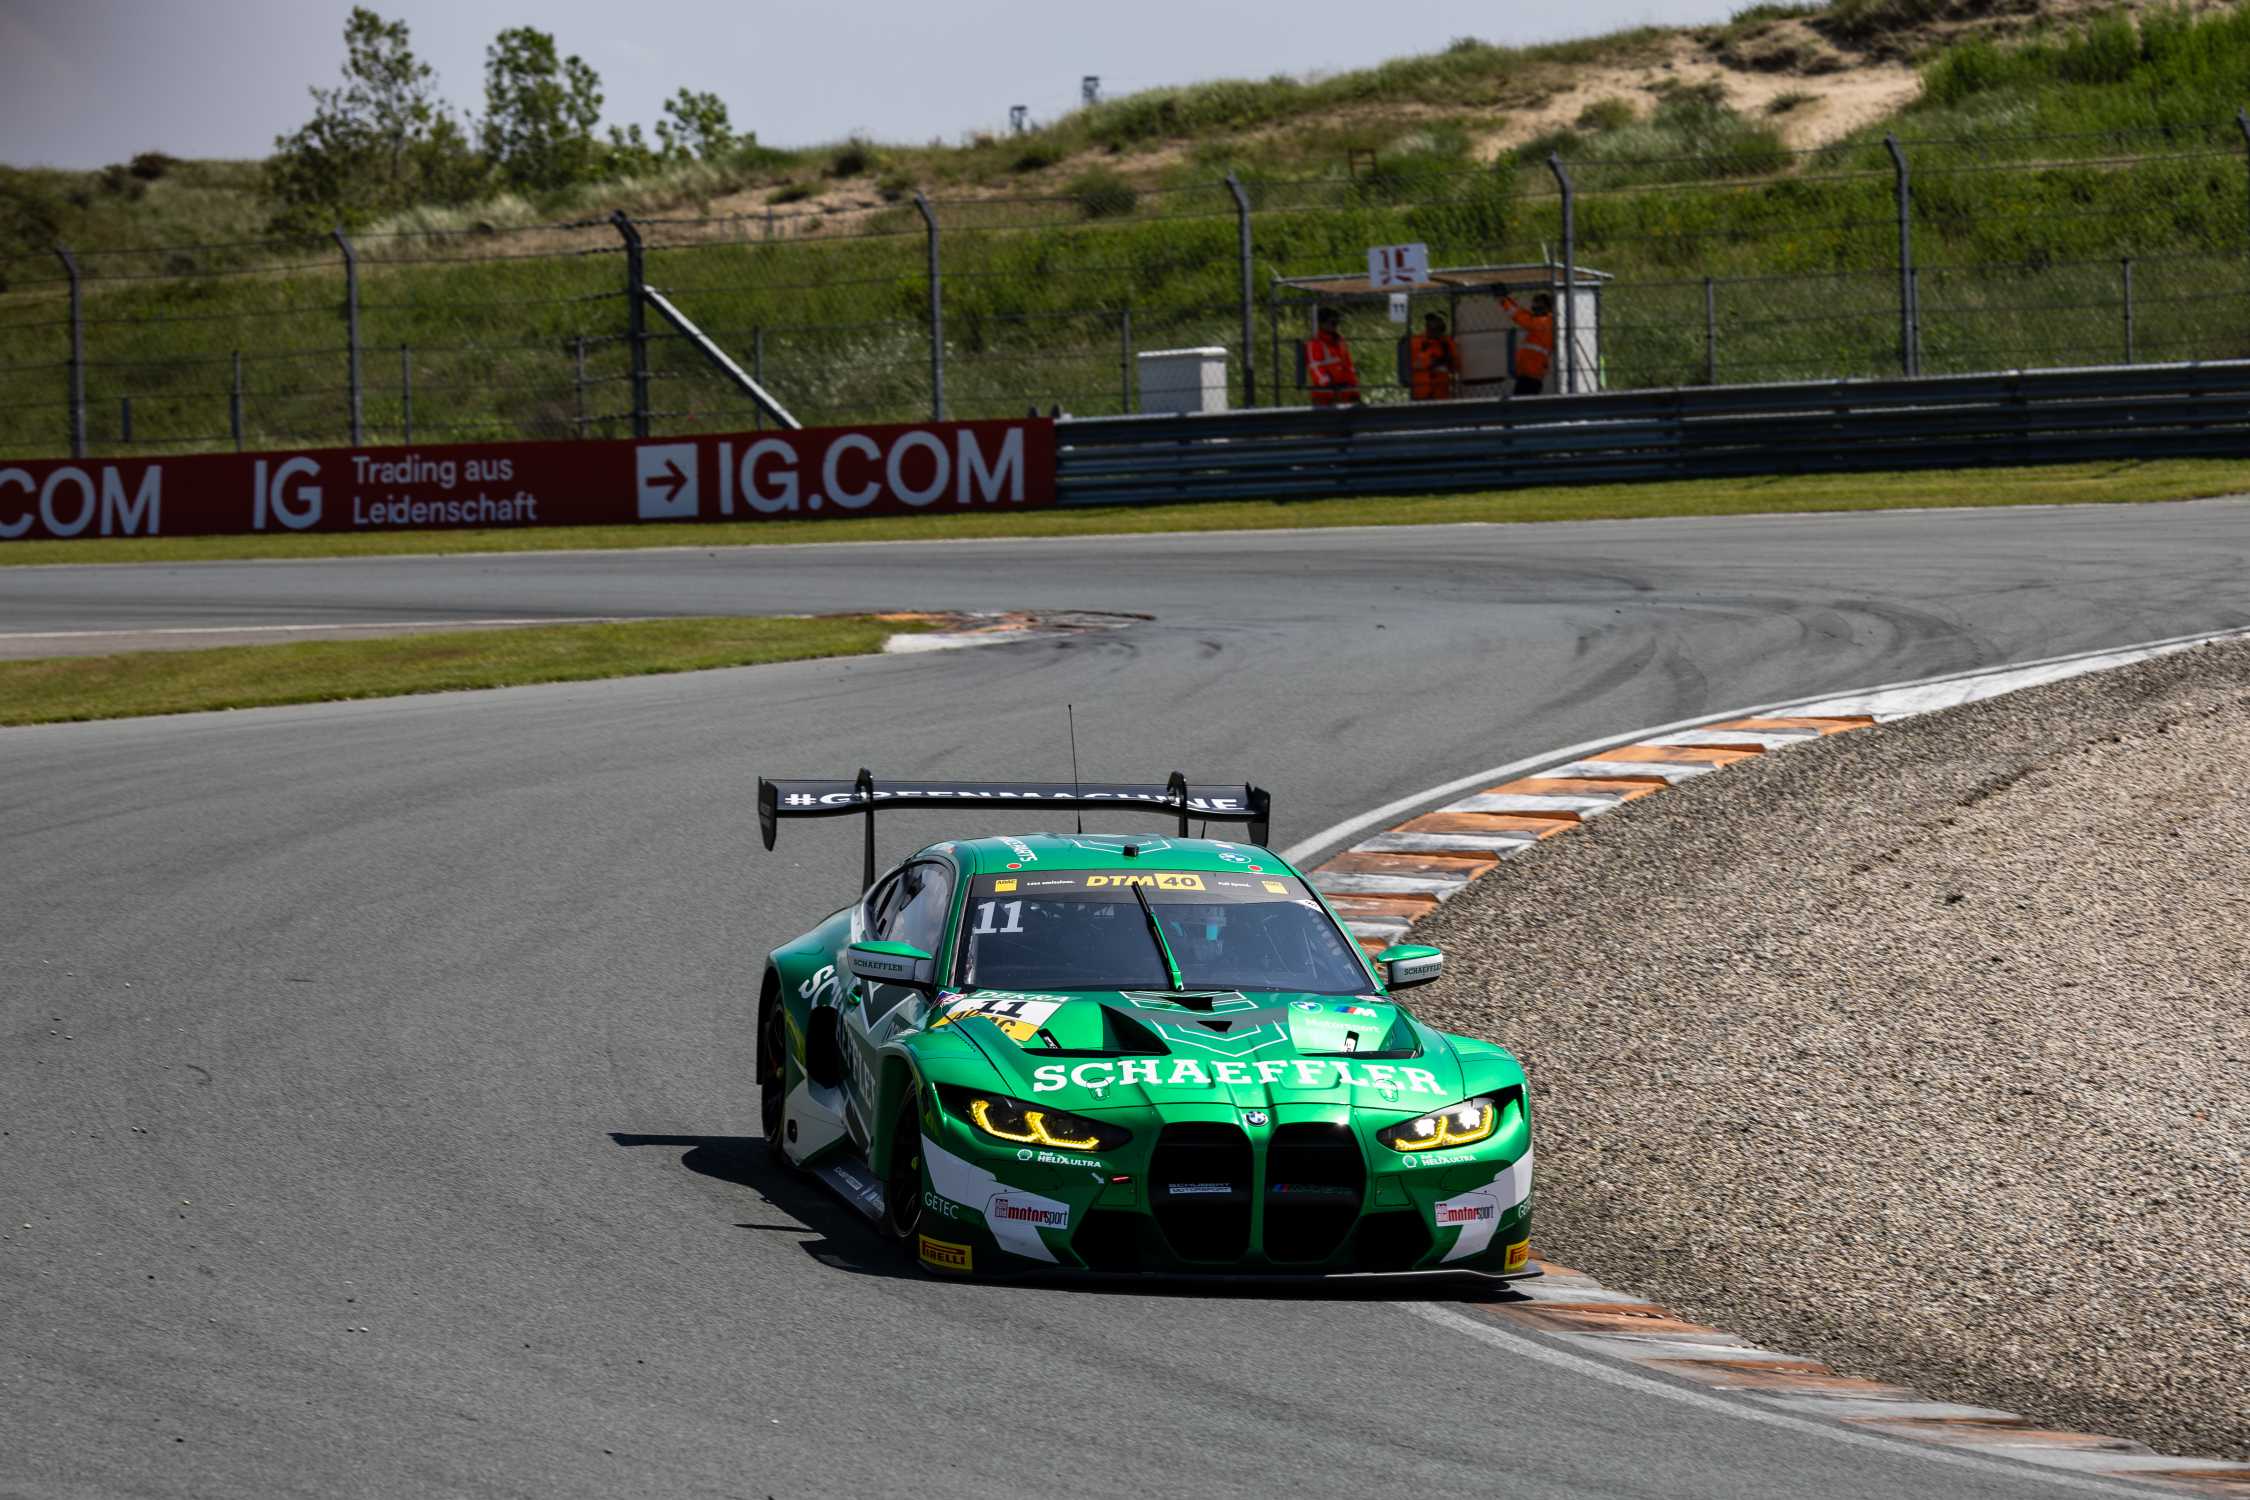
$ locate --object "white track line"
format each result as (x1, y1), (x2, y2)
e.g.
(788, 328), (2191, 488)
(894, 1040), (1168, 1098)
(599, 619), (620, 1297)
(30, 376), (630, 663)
(1281, 624), (2250, 866)
(1402, 1303), (2155, 1497)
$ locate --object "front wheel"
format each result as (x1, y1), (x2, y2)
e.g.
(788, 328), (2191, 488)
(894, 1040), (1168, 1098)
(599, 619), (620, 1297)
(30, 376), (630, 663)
(880, 1083), (925, 1247)
(759, 985), (790, 1165)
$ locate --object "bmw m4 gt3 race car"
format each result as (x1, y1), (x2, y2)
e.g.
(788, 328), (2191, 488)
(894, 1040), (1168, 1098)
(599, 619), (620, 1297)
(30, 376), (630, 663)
(754, 771), (1534, 1281)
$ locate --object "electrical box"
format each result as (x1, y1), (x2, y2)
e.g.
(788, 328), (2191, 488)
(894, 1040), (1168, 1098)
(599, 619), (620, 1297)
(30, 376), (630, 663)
(1137, 347), (1230, 415)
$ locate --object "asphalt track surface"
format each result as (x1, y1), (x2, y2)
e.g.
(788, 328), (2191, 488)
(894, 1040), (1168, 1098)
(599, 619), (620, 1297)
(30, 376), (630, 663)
(8, 500), (2250, 1498)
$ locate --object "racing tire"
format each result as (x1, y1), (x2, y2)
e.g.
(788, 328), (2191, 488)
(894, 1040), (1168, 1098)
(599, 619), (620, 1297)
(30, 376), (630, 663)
(758, 983), (792, 1168)
(880, 1083), (926, 1250)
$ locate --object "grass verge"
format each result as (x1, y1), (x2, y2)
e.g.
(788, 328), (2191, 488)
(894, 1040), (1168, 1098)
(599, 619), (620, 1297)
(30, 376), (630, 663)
(2, 459), (2245, 568)
(0, 615), (924, 727)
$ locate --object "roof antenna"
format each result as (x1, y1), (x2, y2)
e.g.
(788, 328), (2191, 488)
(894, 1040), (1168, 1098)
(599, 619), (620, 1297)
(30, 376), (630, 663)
(1067, 704), (1083, 834)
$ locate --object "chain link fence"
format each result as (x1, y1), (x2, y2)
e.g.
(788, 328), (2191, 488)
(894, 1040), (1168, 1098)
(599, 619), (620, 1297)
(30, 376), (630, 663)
(5, 122), (2250, 460)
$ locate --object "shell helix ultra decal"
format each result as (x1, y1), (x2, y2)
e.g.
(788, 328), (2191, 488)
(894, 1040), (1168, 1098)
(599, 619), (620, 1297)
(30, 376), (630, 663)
(918, 1234), (973, 1273)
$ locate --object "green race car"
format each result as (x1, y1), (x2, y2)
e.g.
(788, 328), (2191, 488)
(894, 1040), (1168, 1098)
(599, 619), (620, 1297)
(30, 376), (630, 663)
(755, 772), (1534, 1281)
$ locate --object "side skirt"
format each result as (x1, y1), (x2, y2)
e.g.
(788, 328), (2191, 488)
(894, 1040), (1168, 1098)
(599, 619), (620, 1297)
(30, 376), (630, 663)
(812, 1155), (887, 1223)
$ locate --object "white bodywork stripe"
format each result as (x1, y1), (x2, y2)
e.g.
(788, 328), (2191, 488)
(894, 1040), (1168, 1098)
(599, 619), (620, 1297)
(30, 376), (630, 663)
(1434, 1145), (1534, 1263)
(920, 1134), (1064, 1263)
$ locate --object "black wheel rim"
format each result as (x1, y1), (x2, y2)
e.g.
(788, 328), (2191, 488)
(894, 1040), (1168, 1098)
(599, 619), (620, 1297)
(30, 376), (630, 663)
(760, 1001), (786, 1141)
(885, 1097), (923, 1240)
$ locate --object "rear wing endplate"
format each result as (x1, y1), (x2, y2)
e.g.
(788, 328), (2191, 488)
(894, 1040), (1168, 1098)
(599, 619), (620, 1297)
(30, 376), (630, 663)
(758, 770), (1272, 890)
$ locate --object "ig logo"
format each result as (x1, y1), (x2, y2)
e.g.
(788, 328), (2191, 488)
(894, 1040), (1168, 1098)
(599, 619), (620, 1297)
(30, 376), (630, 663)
(251, 457), (322, 530)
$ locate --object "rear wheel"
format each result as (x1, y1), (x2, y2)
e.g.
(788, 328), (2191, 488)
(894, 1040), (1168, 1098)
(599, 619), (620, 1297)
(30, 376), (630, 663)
(881, 1082), (926, 1248)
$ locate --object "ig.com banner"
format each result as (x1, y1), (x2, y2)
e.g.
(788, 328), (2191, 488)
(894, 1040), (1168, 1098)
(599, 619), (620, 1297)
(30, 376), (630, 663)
(0, 418), (1057, 542)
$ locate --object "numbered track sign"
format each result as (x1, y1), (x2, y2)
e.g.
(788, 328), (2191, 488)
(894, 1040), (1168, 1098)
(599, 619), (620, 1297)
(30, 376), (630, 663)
(1388, 292), (1410, 323)
(1368, 242), (1430, 289)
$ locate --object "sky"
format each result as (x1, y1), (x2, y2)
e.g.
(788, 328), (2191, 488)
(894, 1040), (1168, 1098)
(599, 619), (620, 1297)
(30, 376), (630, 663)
(0, 0), (1747, 170)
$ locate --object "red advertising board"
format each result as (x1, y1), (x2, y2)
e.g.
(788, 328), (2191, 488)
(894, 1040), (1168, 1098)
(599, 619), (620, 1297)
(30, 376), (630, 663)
(0, 419), (1057, 543)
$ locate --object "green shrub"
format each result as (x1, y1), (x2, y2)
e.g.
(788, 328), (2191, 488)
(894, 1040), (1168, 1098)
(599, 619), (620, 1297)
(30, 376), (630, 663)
(1011, 146), (1062, 172)
(767, 181), (815, 205)
(827, 137), (878, 178)
(1766, 90), (1817, 114)
(128, 152), (181, 182)
(1576, 98), (1638, 131)
(1068, 168), (1138, 219)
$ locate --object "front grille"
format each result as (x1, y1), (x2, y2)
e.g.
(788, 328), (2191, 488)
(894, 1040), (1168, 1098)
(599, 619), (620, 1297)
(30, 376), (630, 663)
(1352, 1211), (1433, 1273)
(1148, 1123), (1253, 1262)
(1263, 1123), (1365, 1263)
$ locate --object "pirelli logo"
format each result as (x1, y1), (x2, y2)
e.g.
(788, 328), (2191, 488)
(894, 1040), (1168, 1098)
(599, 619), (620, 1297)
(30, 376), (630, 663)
(1083, 872), (1205, 891)
(1504, 1238), (1531, 1273)
(918, 1234), (973, 1273)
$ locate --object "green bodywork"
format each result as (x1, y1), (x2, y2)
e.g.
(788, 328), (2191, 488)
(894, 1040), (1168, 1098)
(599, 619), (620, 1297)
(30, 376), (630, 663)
(759, 833), (1533, 1279)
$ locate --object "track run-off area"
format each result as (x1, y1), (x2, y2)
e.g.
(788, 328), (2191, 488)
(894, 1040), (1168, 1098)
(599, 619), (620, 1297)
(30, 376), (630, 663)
(6, 498), (2249, 1498)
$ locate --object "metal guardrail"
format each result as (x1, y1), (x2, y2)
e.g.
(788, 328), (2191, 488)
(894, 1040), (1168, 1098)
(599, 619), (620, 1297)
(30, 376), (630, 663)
(1054, 361), (2250, 507)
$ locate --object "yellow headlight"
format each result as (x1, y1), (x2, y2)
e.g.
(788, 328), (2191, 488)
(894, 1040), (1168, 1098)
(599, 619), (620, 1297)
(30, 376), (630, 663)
(967, 1098), (1103, 1150)
(1386, 1099), (1497, 1152)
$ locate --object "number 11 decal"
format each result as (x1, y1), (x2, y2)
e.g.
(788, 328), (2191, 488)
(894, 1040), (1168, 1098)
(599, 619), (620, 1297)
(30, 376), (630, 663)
(970, 900), (1024, 934)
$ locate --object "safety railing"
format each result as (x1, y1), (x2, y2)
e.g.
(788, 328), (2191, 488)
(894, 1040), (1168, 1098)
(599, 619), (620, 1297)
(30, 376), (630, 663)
(1052, 359), (2250, 506)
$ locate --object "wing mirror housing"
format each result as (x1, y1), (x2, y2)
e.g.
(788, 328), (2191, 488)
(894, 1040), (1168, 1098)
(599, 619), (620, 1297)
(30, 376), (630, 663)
(1374, 943), (1443, 991)
(847, 940), (937, 993)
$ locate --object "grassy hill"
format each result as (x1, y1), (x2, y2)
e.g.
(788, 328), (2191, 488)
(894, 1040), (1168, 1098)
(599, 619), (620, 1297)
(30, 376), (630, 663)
(6, 0), (2250, 457)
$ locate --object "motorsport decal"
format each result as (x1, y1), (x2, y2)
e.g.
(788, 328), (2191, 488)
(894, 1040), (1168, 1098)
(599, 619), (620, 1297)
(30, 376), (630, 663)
(988, 1194), (1069, 1229)
(930, 991), (1068, 1042)
(921, 1135), (1065, 1262)
(1031, 1058), (1445, 1094)
(1435, 1148), (1536, 1264)
(918, 1235), (973, 1272)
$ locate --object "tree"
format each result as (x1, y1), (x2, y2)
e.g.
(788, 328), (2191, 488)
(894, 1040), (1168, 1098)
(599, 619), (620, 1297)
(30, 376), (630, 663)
(656, 89), (735, 163)
(265, 8), (465, 231)
(481, 28), (603, 192)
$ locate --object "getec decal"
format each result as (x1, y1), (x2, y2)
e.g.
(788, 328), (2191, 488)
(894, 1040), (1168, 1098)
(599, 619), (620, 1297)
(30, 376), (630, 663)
(918, 1235), (973, 1272)
(1030, 1057), (1444, 1094)
(0, 419), (1056, 543)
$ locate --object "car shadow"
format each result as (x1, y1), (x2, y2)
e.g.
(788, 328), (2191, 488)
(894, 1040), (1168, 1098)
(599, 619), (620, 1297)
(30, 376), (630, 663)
(609, 1130), (1541, 1303)
(607, 1131), (925, 1282)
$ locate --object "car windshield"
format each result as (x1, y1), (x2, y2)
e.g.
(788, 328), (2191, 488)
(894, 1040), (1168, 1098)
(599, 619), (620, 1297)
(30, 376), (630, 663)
(956, 870), (1371, 995)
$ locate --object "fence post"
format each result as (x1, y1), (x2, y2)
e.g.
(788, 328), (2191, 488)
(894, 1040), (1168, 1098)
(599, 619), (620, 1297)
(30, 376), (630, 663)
(573, 335), (589, 438)
(120, 396), (132, 444)
(400, 344), (413, 442)
(1269, 297), (1283, 408)
(334, 228), (362, 444)
(1120, 305), (1134, 413)
(1884, 134), (1917, 378)
(2238, 110), (2250, 243)
(1546, 154), (1575, 394)
(912, 193), (944, 421)
(752, 326), (766, 430)
(2121, 256), (2136, 364)
(55, 245), (84, 459)
(1703, 277), (1718, 386)
(230, 351), (244, 451)
(1224, 174), (1257, 408)
(610, 211), (650, 439)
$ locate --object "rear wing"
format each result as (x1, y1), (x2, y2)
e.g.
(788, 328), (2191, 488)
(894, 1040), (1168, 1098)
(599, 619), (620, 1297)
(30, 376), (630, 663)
(758, 769), (1272, 891)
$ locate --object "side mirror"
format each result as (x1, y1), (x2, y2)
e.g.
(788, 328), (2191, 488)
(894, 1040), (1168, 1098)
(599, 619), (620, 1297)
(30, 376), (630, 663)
(1374, 943), (1443, 991)
(847, 940), (936, 993)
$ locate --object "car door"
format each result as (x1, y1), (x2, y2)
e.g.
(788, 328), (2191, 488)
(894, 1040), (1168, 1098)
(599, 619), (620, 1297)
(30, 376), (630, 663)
(839, 857), (953, 1149)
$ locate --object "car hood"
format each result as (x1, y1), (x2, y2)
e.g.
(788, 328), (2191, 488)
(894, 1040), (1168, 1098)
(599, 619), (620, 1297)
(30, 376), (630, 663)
(929, 987), (1467, 1115)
